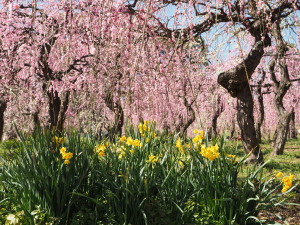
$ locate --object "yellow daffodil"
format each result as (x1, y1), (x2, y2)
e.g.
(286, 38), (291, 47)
(200, 144), (220, 161)
(276, 172), (283, 178)
(119, 136), (127, 142)
(175, 138), (184, 153)
(59, 147), (67, 154)
(98, 150), (105, 157)
(62, 152), (73, 160)
(282, 174), (294, 192)
(146, 154), (160, 164)
(52, 136), (66, 146)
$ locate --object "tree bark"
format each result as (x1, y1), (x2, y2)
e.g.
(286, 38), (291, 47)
(47, 90), (70, 133)
(230, 113), (236, 139)
(272, 113), (291, 155)
(30, 108), (41, 134)
(175, 79), (196, 135)
(104, 91), (124, 138)
(255, 69), (266, 142)
(0, 99), (7, 141)
(270, 21), (292, 156)
(218, 38), (270, 163)
(208, 95), (224, 139)
(289, 108), (297, 139)
(236, 84), (263, 163)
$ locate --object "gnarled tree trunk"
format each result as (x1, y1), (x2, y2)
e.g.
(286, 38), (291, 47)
(218, 38), (270, 163)
(236, 84), (263, 163)
(0, 99), (7, 141)
(270, 21), (292, 156)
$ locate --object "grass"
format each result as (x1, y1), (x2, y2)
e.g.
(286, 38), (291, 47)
(0, 131), (299, 225)
(226, 137), (300, 224)
(241, 137), (300, 180)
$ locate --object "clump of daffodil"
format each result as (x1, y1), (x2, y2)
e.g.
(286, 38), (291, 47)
(59, 147), (73, 164)
(138, 121), (151, 136)
(200, 144), (220, 161)
(275, 172), (295, 193)
(175, 138), (184, 154)
(119, 136), (127, 142)
(192, 130), (204, 148)
(126, 137), (142, 147)
(226, 154), (238, 164)
(116, 146), (126, 159)
(227, 154), (236, 159)
(146, 154), (160, 164)
(281, 174), (295, 193)
(275, 172), (283, 178)
(52, 136), (66, 146)
(178, 156), (186, 168)
(95, 144), (106, 157)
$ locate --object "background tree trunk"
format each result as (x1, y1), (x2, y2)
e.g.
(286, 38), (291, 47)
(47, 90), (70, 133)
(104, 91), (124, 138)
(175, 79), (196, 135)
(272, 113), (291, 155)
(270, 21), (292, 156)
(32, 110), (40, 133)
(0, 99), (7, 141)
(230, 115), (236, 140)
(289, 108), (297, 139)
(255, 69), (266, 142)
(208, 95), (224, 139)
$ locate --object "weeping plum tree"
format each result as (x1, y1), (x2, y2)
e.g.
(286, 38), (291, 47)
(0, 0), (299, 158)
(0, 1), (93, 133)
(124, 0), (299, 163)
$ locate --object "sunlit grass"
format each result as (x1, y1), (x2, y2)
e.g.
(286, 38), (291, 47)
(232, 137), (300, 181)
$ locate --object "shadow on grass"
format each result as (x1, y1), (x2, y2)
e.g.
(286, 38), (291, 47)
(264, 160), (300, 174)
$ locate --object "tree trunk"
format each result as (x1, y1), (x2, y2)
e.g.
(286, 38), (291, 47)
(230, 114), (236, 139)
(104, 91), (124, 138)
(270, 21), (291, 156)
(289, 108), (297, 139)
(208, 95), (224, 139)
(272, 112), (292, 155)
(218, 39), (269, 163)
(237, 84), (263, 163)
(255, 70), (266, 142)
(0, 99), (7, 141)
(47, 90), (70, 133)
(175, 79), (196, 135)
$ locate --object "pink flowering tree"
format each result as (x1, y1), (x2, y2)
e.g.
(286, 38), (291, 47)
(0, 0), (299, 165)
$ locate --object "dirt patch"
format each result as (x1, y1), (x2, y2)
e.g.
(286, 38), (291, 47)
(259, 188), (300, 224)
